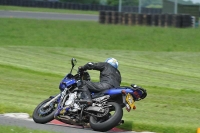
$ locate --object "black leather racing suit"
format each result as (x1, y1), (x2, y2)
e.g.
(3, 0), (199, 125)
(81, 62), (121, 93)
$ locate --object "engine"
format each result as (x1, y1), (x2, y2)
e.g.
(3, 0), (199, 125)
(65, 92), (81, 112)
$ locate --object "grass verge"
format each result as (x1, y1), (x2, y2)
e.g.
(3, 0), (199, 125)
(0, 17), (200, 133)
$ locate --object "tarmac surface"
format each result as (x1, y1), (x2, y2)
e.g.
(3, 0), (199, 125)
(0, 10), (98, 21)
(0, 113), (155, 133)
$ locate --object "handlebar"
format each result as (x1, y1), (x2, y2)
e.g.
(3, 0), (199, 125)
(74, 69), (84, 78)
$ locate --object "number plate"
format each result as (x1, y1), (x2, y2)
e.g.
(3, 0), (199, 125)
(126, 93), (135, 109)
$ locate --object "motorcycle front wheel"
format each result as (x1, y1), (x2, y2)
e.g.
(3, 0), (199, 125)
(89, 102), (123, 132)
(32, 97), (57, 124)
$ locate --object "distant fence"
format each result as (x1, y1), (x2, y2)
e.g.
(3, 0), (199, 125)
(99, 11), (193, 28)
(163, 0), (200, 22)
(1, 0), (117, 11)
(0, 0), (161, 14)
(122, 6), (162, 14)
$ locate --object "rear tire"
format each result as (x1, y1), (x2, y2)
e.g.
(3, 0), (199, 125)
(32, 98), (57, 124)
(89, 102), (123, 132)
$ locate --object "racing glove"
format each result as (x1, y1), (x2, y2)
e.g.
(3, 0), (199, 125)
(78, 66), (85, 73)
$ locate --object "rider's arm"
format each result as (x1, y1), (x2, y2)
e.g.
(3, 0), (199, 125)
(82, 62), (106, 71)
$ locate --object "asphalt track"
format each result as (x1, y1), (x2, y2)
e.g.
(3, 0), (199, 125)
(0, 10), (98, 21)
(0, 114), (149, 133)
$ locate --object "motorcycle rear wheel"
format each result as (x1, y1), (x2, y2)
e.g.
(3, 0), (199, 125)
(32, 98), (57, 124)
(89, 102), (123, 132)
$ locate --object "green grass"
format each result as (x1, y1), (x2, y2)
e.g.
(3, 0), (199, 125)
(0, 125), (56, 133)
(0, 17), (200, 133)
(1, 18), (200, 52)
(0, 5), (99, 15)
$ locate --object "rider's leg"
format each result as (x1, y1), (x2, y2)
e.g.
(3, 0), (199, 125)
(83, 81), (113, 92)
(78, 81), (113, 105)
(78, 85), (92, 105)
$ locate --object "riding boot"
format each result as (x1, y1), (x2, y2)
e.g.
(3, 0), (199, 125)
(78, 86), (92, 105)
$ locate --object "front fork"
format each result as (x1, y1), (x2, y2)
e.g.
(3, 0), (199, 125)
(54, 88), (70, 118)
(43, 94), (61, 108)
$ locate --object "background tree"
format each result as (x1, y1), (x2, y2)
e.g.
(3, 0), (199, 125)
(121, 0), (139, 6)
(59, 0), (99, 4)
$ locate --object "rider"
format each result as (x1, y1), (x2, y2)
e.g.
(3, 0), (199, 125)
(78, 58), (121, 105)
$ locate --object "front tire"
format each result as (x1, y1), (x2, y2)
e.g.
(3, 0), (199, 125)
(89, 102), (123, 132)
(32, 98), (57, 124)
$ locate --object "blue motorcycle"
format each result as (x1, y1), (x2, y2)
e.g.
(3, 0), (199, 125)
(32, 58), (147, 132)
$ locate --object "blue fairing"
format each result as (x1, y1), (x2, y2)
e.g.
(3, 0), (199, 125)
(100, 87), (144, 101)
(103, 88), (133, 95)
(59, 74), (76, 91)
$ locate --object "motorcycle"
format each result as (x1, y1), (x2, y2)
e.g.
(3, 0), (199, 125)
(32, 58), (147, 132)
